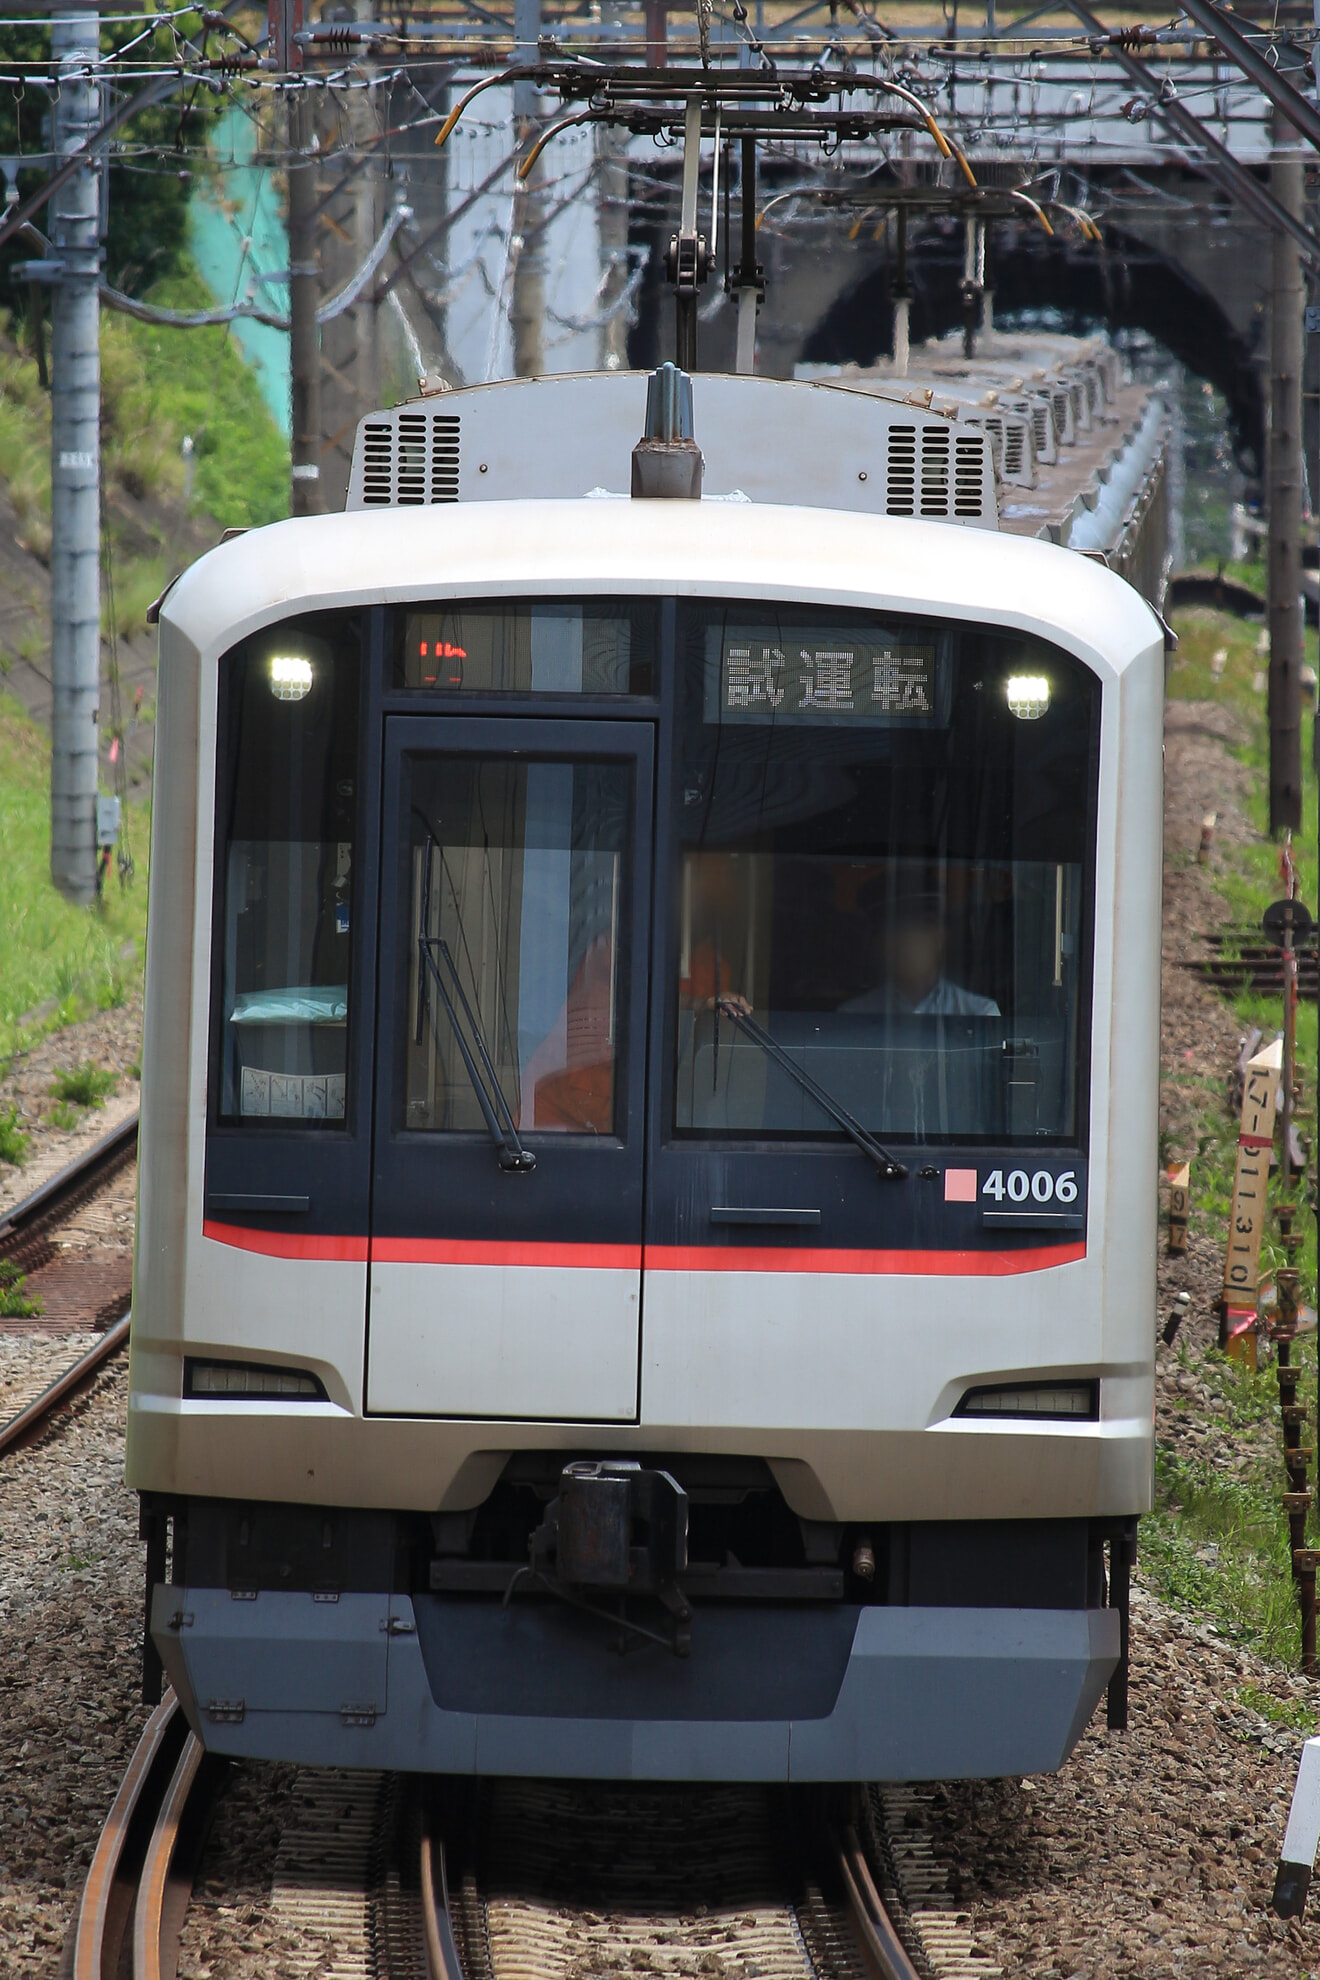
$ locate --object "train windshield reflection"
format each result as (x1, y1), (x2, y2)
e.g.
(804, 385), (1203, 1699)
(673, 602), (1096, 1145)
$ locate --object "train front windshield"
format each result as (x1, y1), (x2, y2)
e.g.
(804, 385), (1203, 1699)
(672, 604), (1096, 1145)
(207, 595), (1096, 1155)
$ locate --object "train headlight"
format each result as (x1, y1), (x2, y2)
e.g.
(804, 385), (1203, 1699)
(956, 1380), (1097, 1421)
(269, 655), (314, 702)
(1005, 674), (1050, 720)
(184, 1358), (326, 1400)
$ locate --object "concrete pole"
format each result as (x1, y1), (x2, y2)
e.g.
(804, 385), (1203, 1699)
(49, 11), (101, 905)
(289, 89), (322, 515)
(1269, 110), (1305, 835)
(510, 0), (545, 378)
(597, 120), (631, 372)
(734, 138), (759, 376)
(892, 206), (911, 378)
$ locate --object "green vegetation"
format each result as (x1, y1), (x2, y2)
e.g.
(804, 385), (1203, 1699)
(0, 1107), (28, 1168)
(0, 18), (211, 307)
(1236, 1683), (1317, 1733)
(1140, 600), (1319, 1664)
(1144, 1348), (1318, 1664)
(1164, 600), (1318, 1302)
(49, 1062), (118, 1112)
(0, 1259), (41, 1321)
(1, 270), (289, 581)
(0, 696), (148, 1062)
(103, 267), (291, 532)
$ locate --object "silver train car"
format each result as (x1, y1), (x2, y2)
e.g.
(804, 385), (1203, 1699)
(129, 364), (1163, 1782)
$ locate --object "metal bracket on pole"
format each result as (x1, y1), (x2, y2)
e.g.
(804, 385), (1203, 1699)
(665, 98), (709, 371)
(1070, 0), (1320, 272)
(267, 0), (304, 72)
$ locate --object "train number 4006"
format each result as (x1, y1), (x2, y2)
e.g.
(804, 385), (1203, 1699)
(981, 1168), (1079, 1205)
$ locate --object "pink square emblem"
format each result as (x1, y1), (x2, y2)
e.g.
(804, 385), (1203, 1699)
(943, 1167), (978, 1203)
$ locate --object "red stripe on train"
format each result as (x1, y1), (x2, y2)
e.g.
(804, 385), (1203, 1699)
(202, 1223), (1083, 1274)
(372, 1238), (643, 1270)
(202, 1220), (370, 1262)
(644, 1242), (1085, 1275)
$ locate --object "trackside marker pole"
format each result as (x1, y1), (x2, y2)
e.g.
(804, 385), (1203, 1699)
(1273, 1737), (1320, 1916)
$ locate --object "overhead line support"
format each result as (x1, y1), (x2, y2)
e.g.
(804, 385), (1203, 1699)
(1176, 0), (1320, 159)
(1068, 0), (1320, 273)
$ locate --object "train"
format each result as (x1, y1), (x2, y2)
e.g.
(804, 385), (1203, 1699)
(129, 342), (1165, 1782)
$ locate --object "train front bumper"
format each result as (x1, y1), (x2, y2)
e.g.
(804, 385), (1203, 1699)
(152, 1585), (1119, 1780)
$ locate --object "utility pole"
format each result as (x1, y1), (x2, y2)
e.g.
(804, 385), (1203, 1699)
(1269, 107), (1305, 836)
(733, 137), (761, 375)
(597, 117), (630, 372)
(288, 86), (322, 514)
(49, 10), (102, 905)
(510, 0), (545, 378)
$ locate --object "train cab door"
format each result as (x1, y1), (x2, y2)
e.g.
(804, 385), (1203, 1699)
(366, 717), (654, 1421)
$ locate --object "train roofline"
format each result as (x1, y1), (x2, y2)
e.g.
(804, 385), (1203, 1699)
(159, 498), (1163, 679)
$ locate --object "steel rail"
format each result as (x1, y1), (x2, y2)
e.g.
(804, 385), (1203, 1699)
(0, 1108), (139, 1258)
(0, 1308), (131, 1456)
(72, 1692), (185, 1980)
(835, 1823), (923, 1980)
(133, 1727), (207, 1980)
(419, 1807), (468, 1980)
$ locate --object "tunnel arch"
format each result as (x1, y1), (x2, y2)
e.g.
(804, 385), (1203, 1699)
(800, 217), (1264, 477)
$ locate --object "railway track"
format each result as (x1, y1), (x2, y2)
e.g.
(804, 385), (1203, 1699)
(0, 1112), (138, 1455)
(0, 1109), (138, 1272)
(71, 1713), (982, 1980)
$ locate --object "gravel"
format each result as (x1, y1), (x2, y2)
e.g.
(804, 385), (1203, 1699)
(0, 1353), (147, 1977)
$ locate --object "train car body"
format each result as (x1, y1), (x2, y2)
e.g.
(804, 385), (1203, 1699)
(129, 363), (1163, 1782)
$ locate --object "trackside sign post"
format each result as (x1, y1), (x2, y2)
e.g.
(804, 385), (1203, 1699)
(1220, 1036), (1283, 1358)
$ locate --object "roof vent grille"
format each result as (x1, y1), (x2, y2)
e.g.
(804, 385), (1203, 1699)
(430, 416), (460, 501)
(886, 426), (916, 515)
(954, 434), (986, 517)
(397, 413), (428, 504)
(919, 426), (951, 516)
(1002, 422), (1025, 480)
(362, 422), (394, 505)
(355, 410), (461, 505)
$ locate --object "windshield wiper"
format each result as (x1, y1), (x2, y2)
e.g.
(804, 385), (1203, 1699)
(415, 838), (535, 1174)
(715, 999), (908, 1181)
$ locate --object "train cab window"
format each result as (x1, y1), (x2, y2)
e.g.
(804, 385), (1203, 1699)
(393, 598), (658, 695)
(403, 756), (632, 1136)
(672, 603), (1096, 1146)
(214, 620), (360, 1126)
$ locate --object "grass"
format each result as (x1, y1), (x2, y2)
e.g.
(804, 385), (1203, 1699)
(0, 1259), (41, 1320)
(0, 258), (288, 643)
(97, 265), (290, 533)
(0, 695), (148, 1063)
(49, 1062), (118, 1111)
(1163, 594), (1319, 1302)
(0, 1106), (28, 1168)
(1144, 1346), (1317, 1664)
(1140, 595), (1320, 1665)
